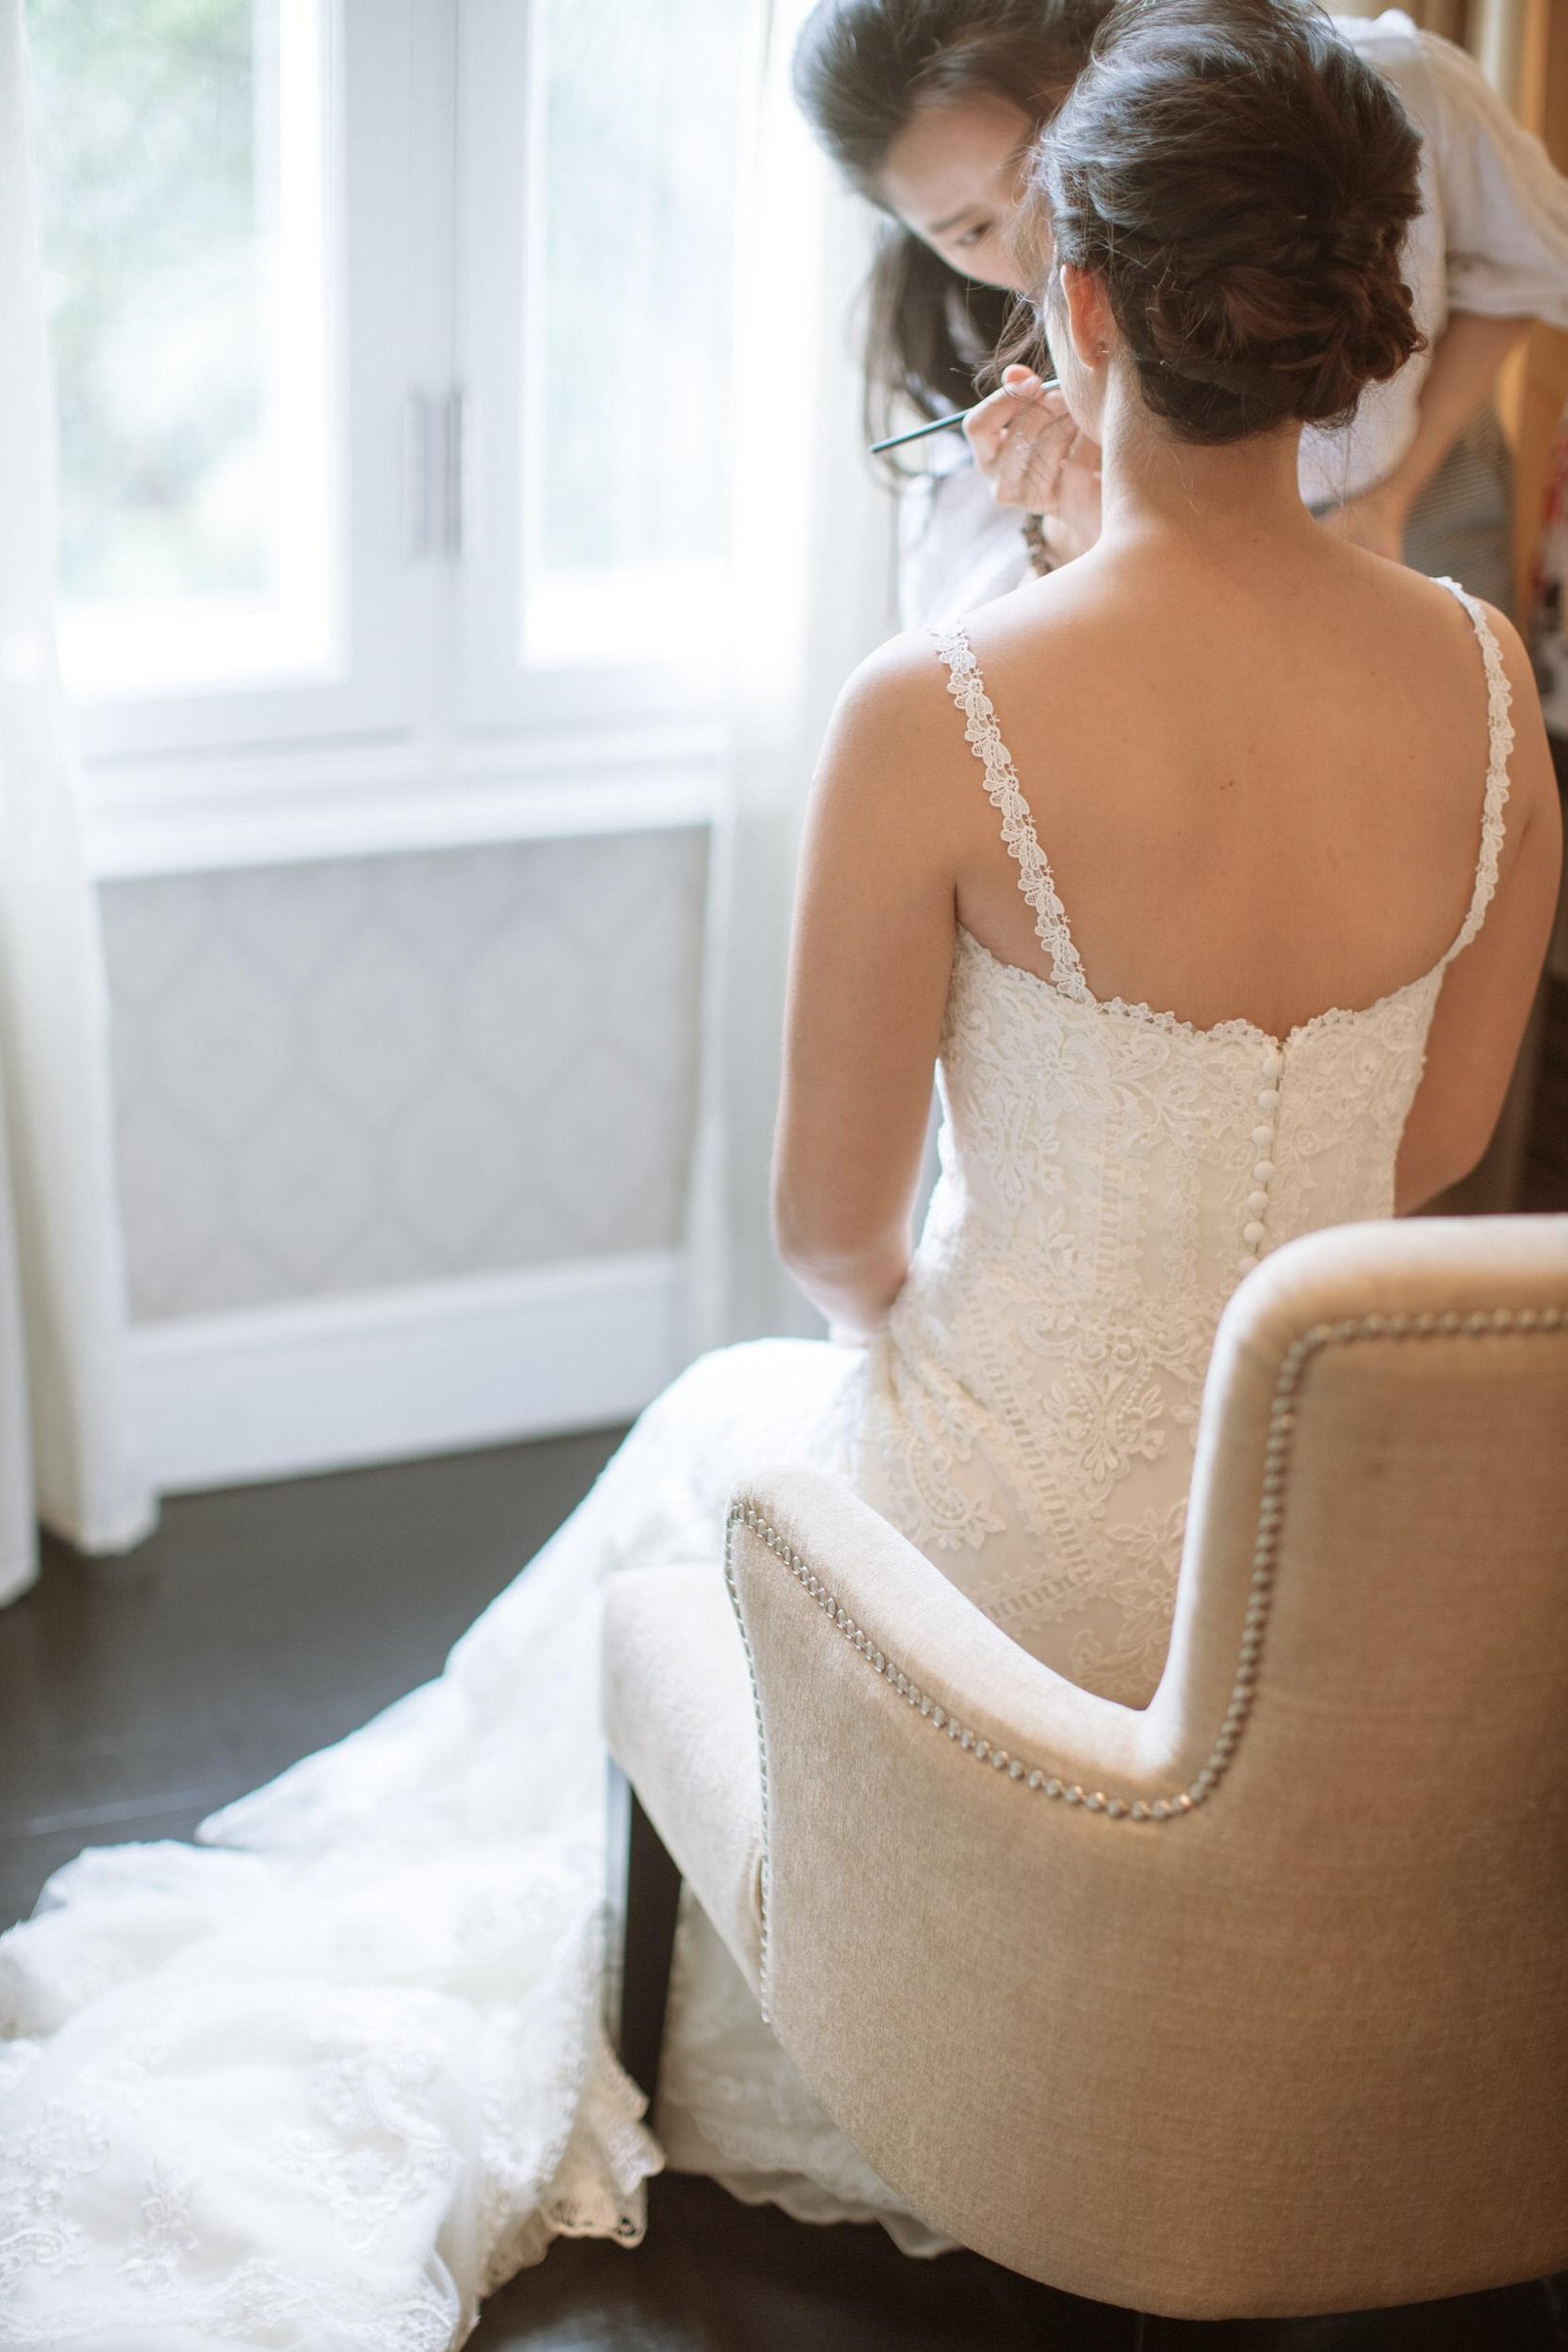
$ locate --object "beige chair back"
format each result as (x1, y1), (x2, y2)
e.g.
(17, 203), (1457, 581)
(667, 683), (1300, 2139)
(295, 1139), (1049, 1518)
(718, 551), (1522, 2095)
(727, 1217), (1568, 2318)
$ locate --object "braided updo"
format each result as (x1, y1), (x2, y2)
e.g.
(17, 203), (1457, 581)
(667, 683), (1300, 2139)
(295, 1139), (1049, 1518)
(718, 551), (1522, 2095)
(1031, 0), (1426, 444)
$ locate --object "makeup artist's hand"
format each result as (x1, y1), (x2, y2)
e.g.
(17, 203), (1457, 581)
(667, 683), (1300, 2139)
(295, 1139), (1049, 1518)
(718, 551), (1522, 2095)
(964, 366), (1102, 564)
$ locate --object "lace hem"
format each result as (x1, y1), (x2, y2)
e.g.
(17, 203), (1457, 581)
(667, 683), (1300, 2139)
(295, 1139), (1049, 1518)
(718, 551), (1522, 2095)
(484, 2026), (661, 2290)
(958, 926), (1446, 1055)
(932, 624), (1090, 1000)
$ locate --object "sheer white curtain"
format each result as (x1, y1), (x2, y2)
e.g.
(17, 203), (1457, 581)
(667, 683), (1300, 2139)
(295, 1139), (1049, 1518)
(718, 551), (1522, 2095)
(689, 0), (900, 1349)
(1335, 0), (1528, 96)
(0, 0), (155, 1602)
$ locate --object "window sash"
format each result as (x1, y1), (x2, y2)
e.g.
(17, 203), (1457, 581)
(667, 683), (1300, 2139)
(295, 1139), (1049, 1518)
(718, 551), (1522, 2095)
(45, 0), (739, 794)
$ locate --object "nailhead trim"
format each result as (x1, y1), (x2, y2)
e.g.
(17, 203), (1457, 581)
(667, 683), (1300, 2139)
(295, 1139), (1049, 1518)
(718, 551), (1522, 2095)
(723, 1302), (1563, 2001)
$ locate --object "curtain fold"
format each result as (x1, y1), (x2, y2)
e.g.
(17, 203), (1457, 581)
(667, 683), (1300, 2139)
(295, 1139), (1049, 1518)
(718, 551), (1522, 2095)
(687, 0), (899, 1350)
(0, 0), (155, 1600)
(1467, 0), (1526, 99)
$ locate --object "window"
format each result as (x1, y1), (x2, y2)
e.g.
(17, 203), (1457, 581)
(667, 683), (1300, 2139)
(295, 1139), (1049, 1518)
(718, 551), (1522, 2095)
(453, 0), (745, 732)
(26, 0), (749, 847)
(523, 0), (745, 670)
(32, 0), (337, 699)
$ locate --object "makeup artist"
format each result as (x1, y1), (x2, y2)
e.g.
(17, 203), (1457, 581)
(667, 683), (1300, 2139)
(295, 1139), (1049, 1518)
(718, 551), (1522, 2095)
(794, 0), (1568, 629)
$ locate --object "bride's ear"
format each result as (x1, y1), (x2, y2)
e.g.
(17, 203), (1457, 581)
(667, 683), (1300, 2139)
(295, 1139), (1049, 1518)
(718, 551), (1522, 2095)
(1059, 263), (1115, 371)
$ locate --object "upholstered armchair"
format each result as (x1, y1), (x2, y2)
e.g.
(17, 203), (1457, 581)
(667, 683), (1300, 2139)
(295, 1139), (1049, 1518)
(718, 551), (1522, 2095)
(603, 1215), (1568, 2321)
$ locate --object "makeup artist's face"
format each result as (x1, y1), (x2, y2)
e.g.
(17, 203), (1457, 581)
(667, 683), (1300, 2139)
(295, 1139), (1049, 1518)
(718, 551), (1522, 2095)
(878, 94), (1036, 293)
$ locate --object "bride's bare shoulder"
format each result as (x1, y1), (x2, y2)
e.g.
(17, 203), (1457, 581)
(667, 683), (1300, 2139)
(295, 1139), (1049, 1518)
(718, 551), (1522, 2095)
(813, 624), (973, 785)
(824, 576), (1072, 736)
(960, 555), (1118, 650)
(808, 576), (1086, 844)
(829, 622), (963, 713)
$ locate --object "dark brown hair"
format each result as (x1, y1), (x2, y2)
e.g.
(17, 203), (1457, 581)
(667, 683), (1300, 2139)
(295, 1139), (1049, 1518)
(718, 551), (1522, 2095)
(791, 0), (1110, 457)
(1031, 0), (1426, 444)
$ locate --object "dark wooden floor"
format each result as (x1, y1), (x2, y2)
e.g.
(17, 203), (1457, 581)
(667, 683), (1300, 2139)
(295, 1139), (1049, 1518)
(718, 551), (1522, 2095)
(0, 1427), (625, 1926)
(2, 1435), (1562, 2351)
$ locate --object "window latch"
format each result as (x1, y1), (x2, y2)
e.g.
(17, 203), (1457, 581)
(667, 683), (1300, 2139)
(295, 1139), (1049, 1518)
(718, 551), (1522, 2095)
(404, 388), (466, 561)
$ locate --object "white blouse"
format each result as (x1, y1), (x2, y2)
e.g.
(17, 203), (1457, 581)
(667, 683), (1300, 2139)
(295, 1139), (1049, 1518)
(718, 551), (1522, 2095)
(900, 10), (1568, 627)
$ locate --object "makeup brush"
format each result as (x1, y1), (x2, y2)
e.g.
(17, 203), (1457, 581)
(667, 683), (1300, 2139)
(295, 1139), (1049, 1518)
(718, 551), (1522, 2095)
(868, 377), (1059, 456)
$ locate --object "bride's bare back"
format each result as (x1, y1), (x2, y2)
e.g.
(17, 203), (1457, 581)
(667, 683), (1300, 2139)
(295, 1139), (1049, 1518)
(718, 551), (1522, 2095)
(946, 530), (1559, 1209)
(953, 539), (1500, 1039)
(777, 523), (1558, 1342)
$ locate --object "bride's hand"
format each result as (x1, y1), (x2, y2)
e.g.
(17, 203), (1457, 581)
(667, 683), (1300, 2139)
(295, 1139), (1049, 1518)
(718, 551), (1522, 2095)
(963, 366), (1103, 564)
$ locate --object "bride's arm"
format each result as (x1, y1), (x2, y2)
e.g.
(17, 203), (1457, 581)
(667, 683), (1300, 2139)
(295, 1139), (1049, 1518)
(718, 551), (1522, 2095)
(1396, 610), (1561, 1213)
(773, 639), (958, 1343)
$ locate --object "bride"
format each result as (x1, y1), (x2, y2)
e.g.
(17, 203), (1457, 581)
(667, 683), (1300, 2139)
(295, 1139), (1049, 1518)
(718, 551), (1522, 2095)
(1, 1), (1559, 2343)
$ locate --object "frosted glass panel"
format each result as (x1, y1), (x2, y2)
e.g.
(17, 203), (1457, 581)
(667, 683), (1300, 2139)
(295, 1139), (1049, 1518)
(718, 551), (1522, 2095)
(29, 0), (337, 694)
(524, 0), (746, 667)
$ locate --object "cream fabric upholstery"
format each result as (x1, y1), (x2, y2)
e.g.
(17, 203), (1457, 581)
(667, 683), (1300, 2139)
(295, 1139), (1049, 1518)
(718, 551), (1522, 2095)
(609, 1216), (1568, 2318)
(604, 1561), (764, 1983)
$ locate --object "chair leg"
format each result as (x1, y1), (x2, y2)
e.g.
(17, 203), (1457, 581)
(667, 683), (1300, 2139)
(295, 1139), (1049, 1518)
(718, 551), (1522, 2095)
(613, 1770), (683, 2111)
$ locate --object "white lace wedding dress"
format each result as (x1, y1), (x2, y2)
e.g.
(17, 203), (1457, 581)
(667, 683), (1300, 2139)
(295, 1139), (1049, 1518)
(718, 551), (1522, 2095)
(0, 582), (1512, 2349)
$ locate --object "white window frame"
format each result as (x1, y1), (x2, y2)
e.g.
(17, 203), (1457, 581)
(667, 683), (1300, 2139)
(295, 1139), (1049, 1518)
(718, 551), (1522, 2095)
(64, 0), (422, 767)
(449, 0), (725, 739)
(59, 0), (728, 882)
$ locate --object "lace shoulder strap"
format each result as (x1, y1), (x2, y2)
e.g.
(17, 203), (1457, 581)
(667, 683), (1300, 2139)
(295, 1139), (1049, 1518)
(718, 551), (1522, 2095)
(931, 622), (1090, 1000)
(1432, 576), (1515, 966)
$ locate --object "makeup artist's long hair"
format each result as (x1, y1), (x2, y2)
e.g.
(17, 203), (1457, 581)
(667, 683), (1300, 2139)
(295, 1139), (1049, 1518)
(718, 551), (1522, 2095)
(791, 0), (1109, 461)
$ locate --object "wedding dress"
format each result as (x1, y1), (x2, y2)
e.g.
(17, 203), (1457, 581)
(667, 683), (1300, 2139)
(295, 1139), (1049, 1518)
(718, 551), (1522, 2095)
(0, 581), (1512, 2349)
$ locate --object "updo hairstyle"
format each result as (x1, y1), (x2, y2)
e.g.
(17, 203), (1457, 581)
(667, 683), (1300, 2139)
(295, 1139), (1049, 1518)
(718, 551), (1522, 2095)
(1029, 0), (1427, 444)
